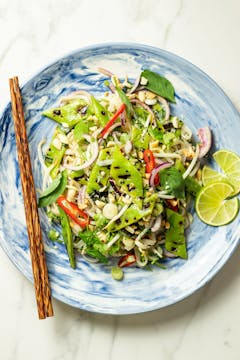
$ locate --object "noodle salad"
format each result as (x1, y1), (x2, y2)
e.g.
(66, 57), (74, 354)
(38, 68), (212, 280)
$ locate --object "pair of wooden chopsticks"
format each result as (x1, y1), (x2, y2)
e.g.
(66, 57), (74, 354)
(9, 77), (54, 319)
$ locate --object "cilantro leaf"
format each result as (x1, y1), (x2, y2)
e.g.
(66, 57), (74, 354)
(185, 176), (202, 197)
(160, 167), (185, 199)
(79, 230), (108, 263)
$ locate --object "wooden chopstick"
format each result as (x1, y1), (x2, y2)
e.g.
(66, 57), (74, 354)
(9, 77), (54, 319)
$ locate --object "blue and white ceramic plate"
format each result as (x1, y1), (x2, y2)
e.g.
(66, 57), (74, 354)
(0, 43), (239, 314)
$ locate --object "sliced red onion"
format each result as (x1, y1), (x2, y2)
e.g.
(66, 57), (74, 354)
(63, 136), (98, 171)
(157, 96), (170, 120)
(124, 140), (132, 154)
(130, 98), (154, 118)
(77, 186), (86, 207)
(128, 73), (141, 94)
(151, 215), (162, 232)
(149, 162), (172, 187)
(120, 111), (126, 126)
(97, 67), (114, 77)
(197, 126), (212, 158)
(163, 249), (178, 258)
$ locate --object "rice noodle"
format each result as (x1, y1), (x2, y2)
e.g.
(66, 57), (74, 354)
(60, 90), (91, 105)
(63, 135), (99, 171)
(153, 152), (181, 159)
(190, 161), (200, 177)
(106, 234), (120, 249)
(183, 145), (200, 179)
(104, 204), (129, 229)
(157, 96), (170, 120)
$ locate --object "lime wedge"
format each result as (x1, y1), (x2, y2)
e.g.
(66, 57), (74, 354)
(213, 150), (240, 196)
(195, 182), (239, 226)
(202, 165), (226, 186)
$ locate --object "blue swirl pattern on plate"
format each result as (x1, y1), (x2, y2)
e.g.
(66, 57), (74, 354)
(0, 43), (239, 314)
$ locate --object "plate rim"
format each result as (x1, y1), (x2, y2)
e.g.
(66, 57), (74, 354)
(0, 42), (240, 314)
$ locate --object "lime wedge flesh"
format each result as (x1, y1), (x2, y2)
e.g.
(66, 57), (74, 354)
(202, 165), (226, 185)
(213, 150), (240, 196)
(195, 182), (239, 226)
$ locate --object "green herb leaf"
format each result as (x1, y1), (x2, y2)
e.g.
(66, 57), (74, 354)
(141, 69), (175, 102)
(93, 213), (108, 228)
(163, 132), (175, 145)
(38, 170), (67, 208)
(79, 230), (108, 263)
(165, 209), (187, 259)
(185, 176), (202, 197)
(148, 127), (164, 142)
(131, 126), (150, 149)
(116, 86), (132, 117)
(160, 167), (185, 199)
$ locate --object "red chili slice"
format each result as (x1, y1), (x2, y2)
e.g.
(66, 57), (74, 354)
(143, 149), (159, 185)
(165, 199), (179, 212)
(118, 253), (136, 268)
(101, 103), (126, 138)
(57, 195), (89, 227)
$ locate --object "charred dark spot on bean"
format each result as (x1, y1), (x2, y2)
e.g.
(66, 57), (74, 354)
(116, 219), (121, 224)
(144, 202), (150, 209)
(114, 166), (120, 169)
(125, 219), (129, 223)
(109, 178), (121, 194)
(179, 221), (183, 226)
(101, 110), (106, 116)
(118, 174), (131, 179)
(53, 109), (61, 116)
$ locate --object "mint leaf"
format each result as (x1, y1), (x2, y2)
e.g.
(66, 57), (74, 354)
(185, 176), (202, 197)
(141, 69), (175, 102)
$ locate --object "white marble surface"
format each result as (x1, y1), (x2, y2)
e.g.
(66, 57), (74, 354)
(0, 0), (240, 359)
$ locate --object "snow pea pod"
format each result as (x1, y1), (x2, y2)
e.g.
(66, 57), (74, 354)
(43, 99), (88, 128)
(58, 205), (76, 269)
(38, 170), (67, 208)
(108, 194), (158, 231)
(87, 147), (114, 194)
(165, 208), (187, 259)
(88, 96), (109, 126)
(45, 127), (66, 179)
(110, 147), (143, 208)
